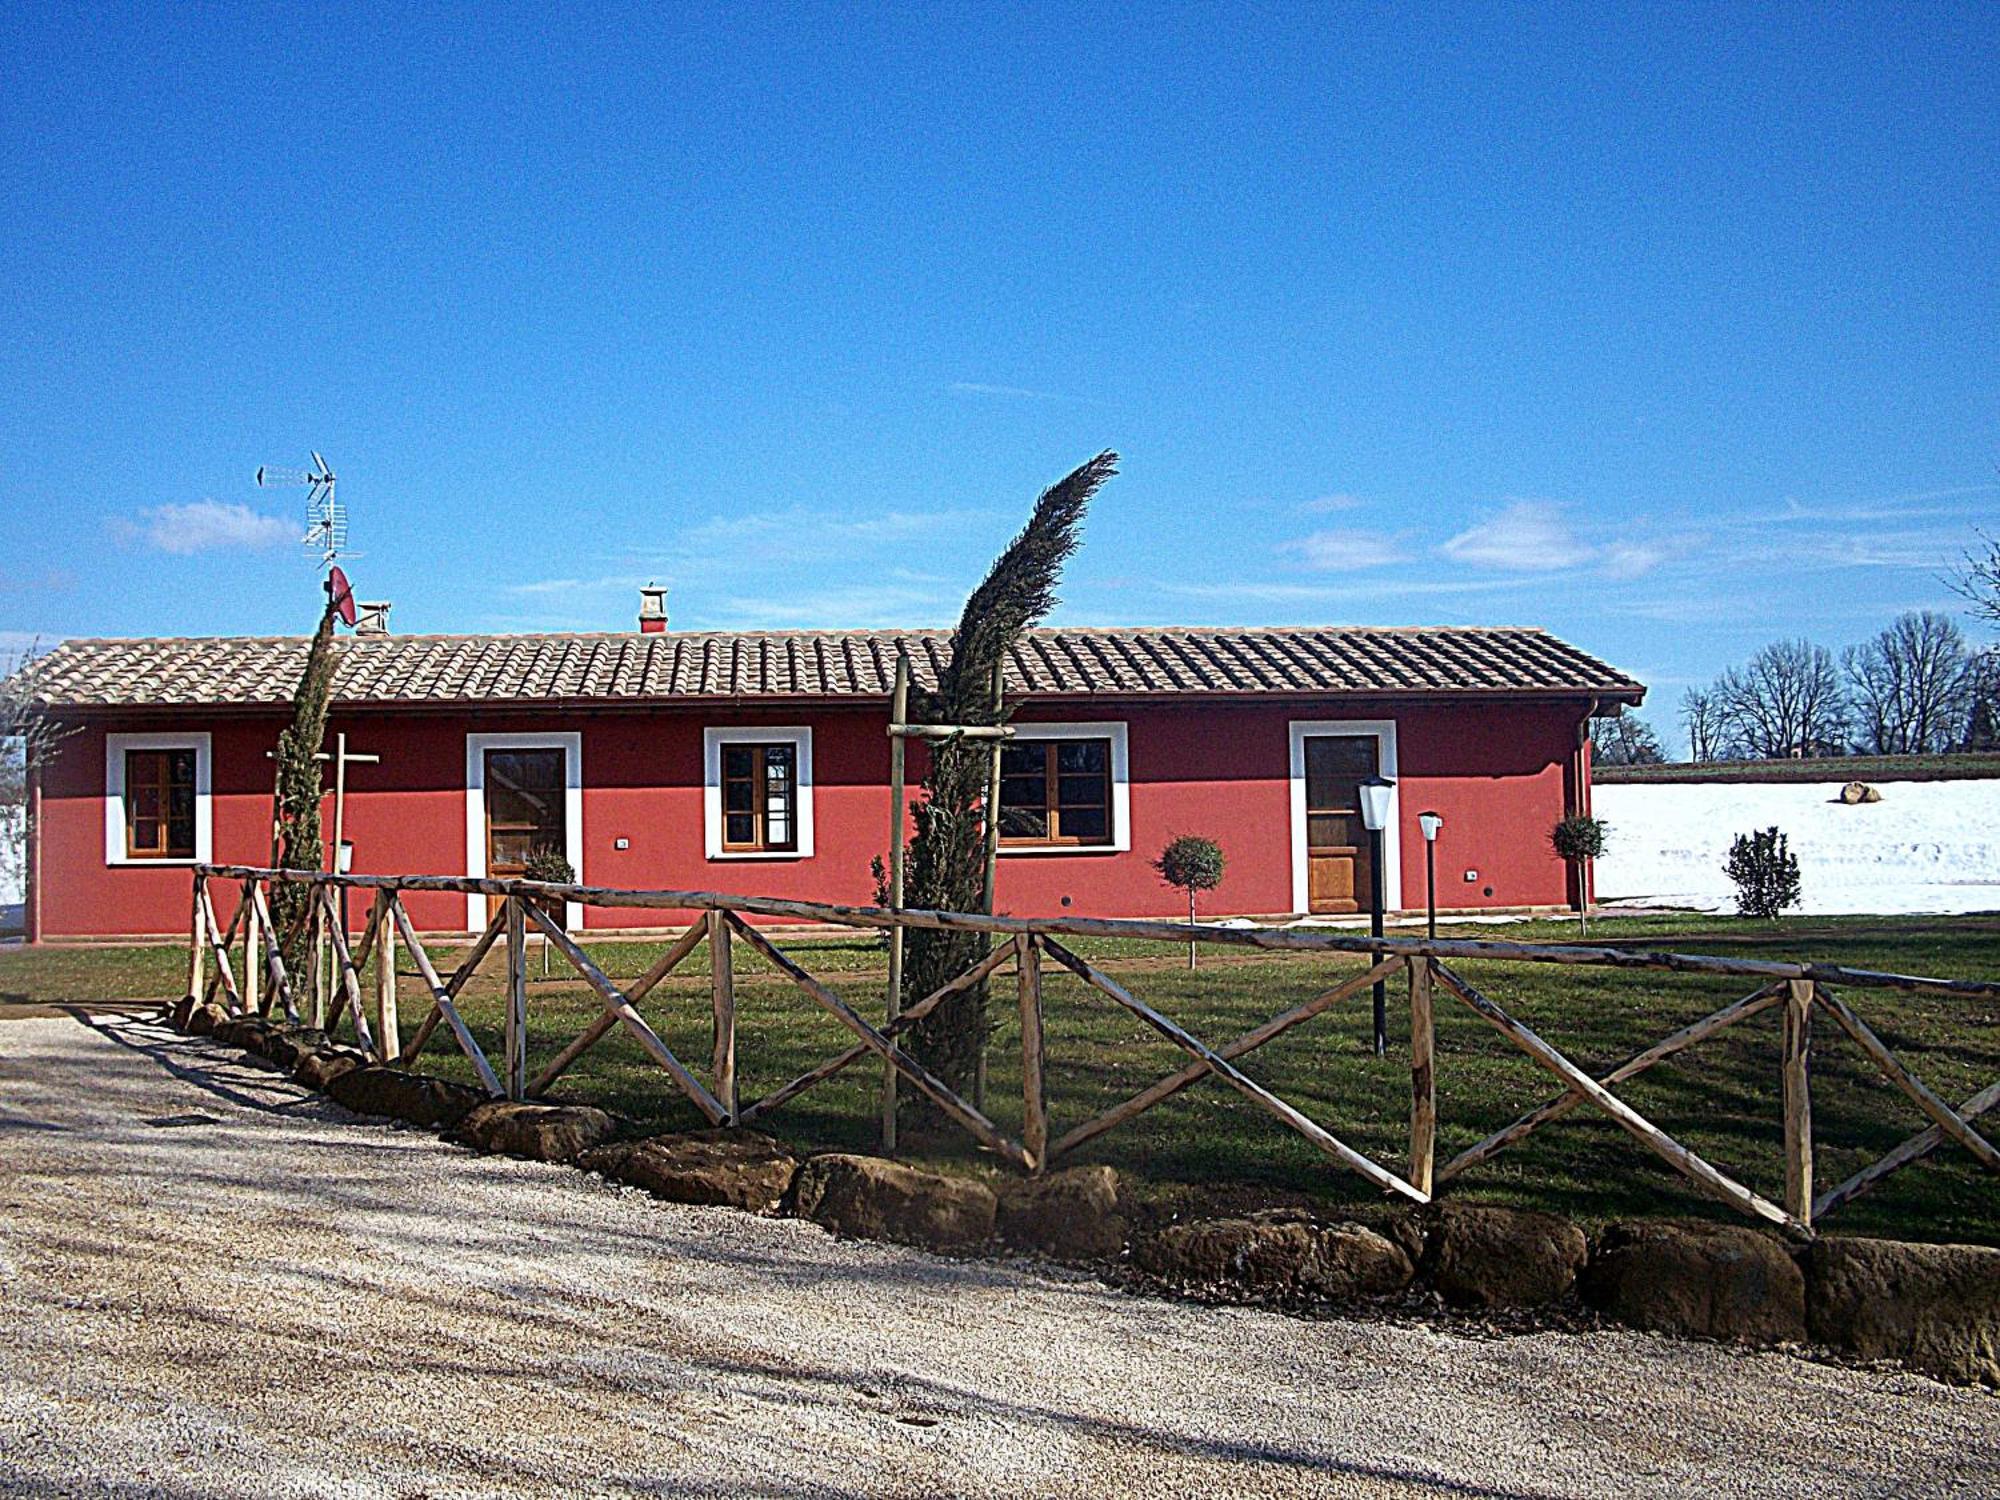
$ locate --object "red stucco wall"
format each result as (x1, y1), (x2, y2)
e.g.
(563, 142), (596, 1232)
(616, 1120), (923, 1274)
(34, 698), (1588, 938)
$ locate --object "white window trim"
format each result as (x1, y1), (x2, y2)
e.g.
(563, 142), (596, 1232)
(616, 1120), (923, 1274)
(1289, 719), (1402, 916)
(995, 720), (1131, 856)
(465, 732), (584, 932)
(104, 732), (213, 867)
(704, 726), (815, 860)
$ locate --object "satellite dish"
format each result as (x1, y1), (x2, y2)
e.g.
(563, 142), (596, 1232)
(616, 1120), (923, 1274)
(326, 565), (358, 627)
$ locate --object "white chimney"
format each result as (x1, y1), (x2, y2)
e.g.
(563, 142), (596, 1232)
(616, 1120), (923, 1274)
(354, 601), (393, 636)
(638, 585), (668, 634)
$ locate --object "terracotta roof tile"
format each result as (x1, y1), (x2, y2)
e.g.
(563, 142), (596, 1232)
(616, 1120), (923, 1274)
(14, 626), (1645, 710)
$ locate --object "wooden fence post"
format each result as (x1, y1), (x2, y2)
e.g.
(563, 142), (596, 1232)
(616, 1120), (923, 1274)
(187, 875), (206, 1003)
(308, 893), (327, 1030)
(883, 652), (909, 1154)
(1017, 933), (1046, 1173)
(709, 908), (737, 1123)
(242, 879), (261, 1017)
(1409, 956), (1436, 1196)
(504, 896), (528, 1100)
(374, 889), (400, 1061)
(1783, 977), (1813, 1227)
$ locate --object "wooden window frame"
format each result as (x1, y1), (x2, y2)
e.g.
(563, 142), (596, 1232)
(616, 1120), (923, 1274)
(123, 747), (197, 860)
(104, 732), (211, 867)
(704, 726), (814, 860)
(719, 742), (799, 854)
(991, 721), (1131, 856)
(464, 731), (584, 933)
(998, 737), (1115, 849)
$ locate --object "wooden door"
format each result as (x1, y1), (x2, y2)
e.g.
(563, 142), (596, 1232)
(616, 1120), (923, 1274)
(484, 748), (566, 923)
(1304, 735), (1377, 915)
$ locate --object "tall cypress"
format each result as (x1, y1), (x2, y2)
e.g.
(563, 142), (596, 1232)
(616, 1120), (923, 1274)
(270, 604), (339, 974)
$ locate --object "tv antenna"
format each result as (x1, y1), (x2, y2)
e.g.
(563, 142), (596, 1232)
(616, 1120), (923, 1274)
(256, 451), (347, 568)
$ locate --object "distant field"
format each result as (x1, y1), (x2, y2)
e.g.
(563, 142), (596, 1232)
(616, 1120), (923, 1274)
(5, 912), (1997, 1245)
(1597, 752), (2000, 784)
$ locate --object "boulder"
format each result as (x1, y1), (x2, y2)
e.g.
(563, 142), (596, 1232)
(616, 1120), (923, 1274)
(788, 1154), (997, 1251)
(452, 1100), (617, 1163)
(259, 1028), (327, 1071)
(293, 1046), (369, 1091)
(168, 996), (198, 1031)
(185, 1001), (230, 1037)
(1582, 1221), (1805, 1345)
(1806, 1236), (2000, 1387)
(997, 1166), (1128, 1261)
(1135, 1211), (1412, 1302)
(1839, 781), (1883, 805)
(212, 1016), (278, 1053)
(1424, 1203), (1589, 1308)
(580, 1130), (800, 1212)
(326, 1066), (485, 1129)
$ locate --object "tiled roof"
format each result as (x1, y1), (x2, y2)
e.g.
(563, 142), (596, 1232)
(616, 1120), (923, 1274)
(14, 627), (1645, 710)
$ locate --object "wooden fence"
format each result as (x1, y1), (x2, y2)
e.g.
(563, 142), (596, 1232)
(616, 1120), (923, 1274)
(188, 863), (2000, 1238)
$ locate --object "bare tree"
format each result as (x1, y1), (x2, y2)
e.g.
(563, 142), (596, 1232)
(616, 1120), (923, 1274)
(0, 642), (77, 918)
(1679, 685), (1727, 762)
(1963, 649), (2000, 751)
(1951, 530), (2000, 629)
(1717, 639), (1849, 758)
(1843, 611), (1971, 755)
(1590, 714), (1664, 766)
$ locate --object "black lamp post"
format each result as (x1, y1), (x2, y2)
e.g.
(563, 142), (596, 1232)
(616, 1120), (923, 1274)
(1418, 811), (1443, 941)
(1358, 775), (1395, 1057)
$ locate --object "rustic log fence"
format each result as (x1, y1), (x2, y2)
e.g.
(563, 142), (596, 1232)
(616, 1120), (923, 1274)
(187, 863), (2000, 1239)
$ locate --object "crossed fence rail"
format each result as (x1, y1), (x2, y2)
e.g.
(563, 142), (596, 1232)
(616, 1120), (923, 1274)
(188, 863), (2000, 1237)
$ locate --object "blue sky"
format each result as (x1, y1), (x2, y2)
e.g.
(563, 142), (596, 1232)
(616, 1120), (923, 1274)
(2, 3), (1994, 747)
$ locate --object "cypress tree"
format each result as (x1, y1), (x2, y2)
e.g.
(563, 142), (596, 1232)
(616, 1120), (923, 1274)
(270, 604), (339, 973)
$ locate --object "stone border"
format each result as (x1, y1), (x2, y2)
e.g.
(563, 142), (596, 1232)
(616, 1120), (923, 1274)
(169, 1004), (2000, 1390)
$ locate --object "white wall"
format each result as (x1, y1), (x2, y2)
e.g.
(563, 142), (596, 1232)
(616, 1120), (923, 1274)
(1594, 778), (2000, 916)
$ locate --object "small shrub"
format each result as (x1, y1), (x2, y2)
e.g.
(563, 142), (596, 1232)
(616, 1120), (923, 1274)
(1155, 835), (1226, 968)
(1725, 827), (1801, 919)
(1550, 815), (1608, 934)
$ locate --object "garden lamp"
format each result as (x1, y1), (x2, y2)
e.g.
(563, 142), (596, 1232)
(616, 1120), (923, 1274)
(1418, 811), (1443, 940)
(1358, 776), (1395, 1055)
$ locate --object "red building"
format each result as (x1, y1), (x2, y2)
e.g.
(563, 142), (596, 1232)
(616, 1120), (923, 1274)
(13, 618), (1644, 940)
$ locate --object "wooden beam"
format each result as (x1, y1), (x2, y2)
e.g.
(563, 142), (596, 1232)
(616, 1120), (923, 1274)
(186, 878), (205, 1003)
(389, 895), (503, 1096)
(374, 889), (400, 1062)
(247, 881), (300, 1025)
(242, 878), (261, 1018)
(725, 911), (1026, 1167)
(1815, 1075), (2000, 1220)
(522, 900), (727, 1126)
(200, 863), (2000, 1000)
(1039, 935), (1425, 1203)
(1436, 984), (1782, 1185)
(526, 916), (709, 1098)
(888, 723), (1016, 740)
(401, 905), (507, 1064)
(1409, 956), (1436, 1196)
(884, 651), (910, 1155)
(1813, 984), (2000, 1175)
(738, 939), (1017, 1126)
(321, 886), (377, 1056)
(199, 882), (242, 1011)
(1782, 978), (1813, 1225)
(709, 909), (736, 1124)
(1017, 934), (1046, 1173)
(504, 898), (528, 1100)
(1432, 963), (1803, 1236)
(1048, 957), (1401, 1161)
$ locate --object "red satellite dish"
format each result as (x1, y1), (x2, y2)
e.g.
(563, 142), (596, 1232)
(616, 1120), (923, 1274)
(326, 565), (358, 627)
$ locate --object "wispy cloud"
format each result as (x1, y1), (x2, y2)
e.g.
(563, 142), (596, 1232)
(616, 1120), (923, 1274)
(1299, 493), (1367, 515)
(1440, 501), (1595, 573)
(1281, 531), (1408, 571)
(949, 381), (1067, 401)
(121, 500), (294, 555)
(704, 579), (957, 629)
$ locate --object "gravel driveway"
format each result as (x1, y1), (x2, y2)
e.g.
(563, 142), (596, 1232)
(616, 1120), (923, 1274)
(1, 1013), (1993, 1499)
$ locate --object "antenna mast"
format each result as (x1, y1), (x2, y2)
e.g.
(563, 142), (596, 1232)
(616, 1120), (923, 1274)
(256, 450), (345, 569)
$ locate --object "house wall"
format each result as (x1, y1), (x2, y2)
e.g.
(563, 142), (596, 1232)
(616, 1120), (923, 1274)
(33, 697), (1587, 938)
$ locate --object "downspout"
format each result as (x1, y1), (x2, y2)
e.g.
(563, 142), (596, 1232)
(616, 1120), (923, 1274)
(24, 755), (41, 945)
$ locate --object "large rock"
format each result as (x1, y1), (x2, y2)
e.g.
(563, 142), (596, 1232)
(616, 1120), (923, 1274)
(1424, 1203), (1589, 1308)
(168, 996), (198, 1031)
(452, 1100), (617, 1162)
(184, 1001), (230, 1037)
(1840, 781), (1883, 805)
(997, 1166), (1128, 1261)
(293, 1046), (369, 1091)
(326, 1066), (485, 1129)
(258, 1028), (328, 1071)
(212, 1016), (279, 1053)
(789, 1154), (997, 1251)
(580, 1130), (800, 1213)
(1582, 1221), (1805, 1345)
(1806, 1237), (2000, 1387)
(1135, 1211), (1413, 1302)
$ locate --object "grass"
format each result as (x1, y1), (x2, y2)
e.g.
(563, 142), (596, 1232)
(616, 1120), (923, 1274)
(6, 912), (1999, 1245)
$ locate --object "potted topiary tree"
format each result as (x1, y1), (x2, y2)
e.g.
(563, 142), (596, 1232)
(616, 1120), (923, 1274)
(1154, 834), (1226, 969)
(1549, 815), (1608, 936)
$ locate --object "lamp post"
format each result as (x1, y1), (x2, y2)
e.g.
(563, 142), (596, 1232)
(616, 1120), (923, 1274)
(1417, 811), (1443, 941)
(337, 839), (355, 937)
(1357, 775), (1395, 1057)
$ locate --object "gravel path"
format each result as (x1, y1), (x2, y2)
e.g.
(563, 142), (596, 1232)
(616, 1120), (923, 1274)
(1, 1015), (1993, 1498)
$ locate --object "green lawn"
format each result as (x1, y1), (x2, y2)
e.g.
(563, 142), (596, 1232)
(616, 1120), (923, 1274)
(6, 912), (1998, 1245)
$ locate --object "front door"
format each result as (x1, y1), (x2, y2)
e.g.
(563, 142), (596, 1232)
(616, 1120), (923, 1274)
(1304, 734), (1378, 915)
(484, 748), (566, 923)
